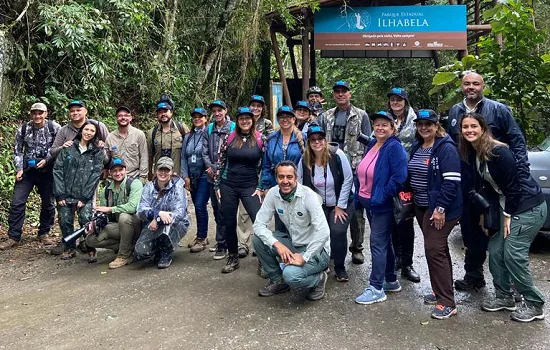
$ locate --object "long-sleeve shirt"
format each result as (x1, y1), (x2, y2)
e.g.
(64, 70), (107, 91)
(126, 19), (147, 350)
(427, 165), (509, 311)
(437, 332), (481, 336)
(50, 119), (109, 158)
(253, 183), (331, 262)
(14, 120), (61, 170)
(99, 176), (144, 221)
(105, 125), (148, 181)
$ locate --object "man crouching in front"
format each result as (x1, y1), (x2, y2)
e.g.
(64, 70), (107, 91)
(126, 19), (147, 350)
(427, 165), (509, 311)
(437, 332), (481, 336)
(253, 160), (330, 301)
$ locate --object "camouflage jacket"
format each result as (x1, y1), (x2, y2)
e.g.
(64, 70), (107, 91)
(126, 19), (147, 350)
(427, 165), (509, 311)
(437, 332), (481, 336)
(256, 117), (274, 138)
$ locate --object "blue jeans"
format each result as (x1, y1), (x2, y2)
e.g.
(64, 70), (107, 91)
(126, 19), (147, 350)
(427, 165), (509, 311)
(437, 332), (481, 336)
(190, 174), (210, 239)
(359, 196), (397, 290)
(253, 231), (329, 289)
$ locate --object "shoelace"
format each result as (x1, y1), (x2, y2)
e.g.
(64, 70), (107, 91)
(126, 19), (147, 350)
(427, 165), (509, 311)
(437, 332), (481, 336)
(435, 304), (445, 311)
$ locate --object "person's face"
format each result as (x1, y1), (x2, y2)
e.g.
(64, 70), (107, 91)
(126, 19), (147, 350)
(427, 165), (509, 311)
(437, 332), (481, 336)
(30, 110), (47, 125)
(461, 117), (483, 143)
(249, 102), (263, 118)
(81, 124), (97, 142)
(277, 113), (295, 131)
(69, 106), (87, 123)
(373, 118), (394, 141)
(389, 95), (406, 114)
(333, 88), (351, 106)
(211, 106), (227, 123)
(276, 165), (297, 194)
(295, 107), (310, 122)
(156, 167), (173, 182)
(238, 115), (253, 133)
(110, 166), (127, 182)
(308, 134), (326, 153)
(156, 108), (173, 124)
(416, 120), (438, 141)
(192, 114), (206, 128)
(116, 111), (133, 127)
(462, 74), (484, 102)
(308, 93), (322, 104)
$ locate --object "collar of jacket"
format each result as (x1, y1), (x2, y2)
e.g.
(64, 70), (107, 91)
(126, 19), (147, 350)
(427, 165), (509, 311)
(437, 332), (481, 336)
(273, 182), (305, 201)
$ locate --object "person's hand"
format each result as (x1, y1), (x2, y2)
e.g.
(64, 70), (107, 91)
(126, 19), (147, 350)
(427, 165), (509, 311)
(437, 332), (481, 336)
(479, 214), (489, 236)
(63, 140), (73, 148)
(503, 216), (511, 239)
(15, 170), (23, 182)
(430, 210), (445, 231)
(216, 189), (221, 201)
(36, 159), (46, 169)
(148, 220), (158, 231)
(274, 241), (294, 264)
(334, 207), (348, 224)
(76, 200), (85, 208)
(158, 211), (173, 224)
(184, 177), (191, 191)
(251, 189), (264, 203)
(97, 140), (105, 148)
(206, 167), (214, 176)
(57, 199), (67, 206)
(289, 253), (305, 266)
(95, 206), (112, 213)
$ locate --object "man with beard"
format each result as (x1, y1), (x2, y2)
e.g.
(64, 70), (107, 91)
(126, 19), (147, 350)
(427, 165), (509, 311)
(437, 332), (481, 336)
(147, 98), (189, 179)
(447, 72), (529, 291)
(105, 106), (148, 183)
(253, 161), (330, 301)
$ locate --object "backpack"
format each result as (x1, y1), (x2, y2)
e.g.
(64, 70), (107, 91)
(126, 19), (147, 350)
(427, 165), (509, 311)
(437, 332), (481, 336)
(208, 121), (235, 135)
(226, 130), (263, 149)
(104, 176), (135, 206)
(21, 120), (56, 142)
(151, 120), (189, 156)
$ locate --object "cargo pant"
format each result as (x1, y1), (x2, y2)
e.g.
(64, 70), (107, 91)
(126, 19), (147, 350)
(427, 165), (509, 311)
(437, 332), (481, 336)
(58, 201), (93, 249)
(86, 213), (141, 259)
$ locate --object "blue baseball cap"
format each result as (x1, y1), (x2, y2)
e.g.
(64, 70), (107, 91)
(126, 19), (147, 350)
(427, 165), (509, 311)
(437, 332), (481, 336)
(370, 110), (395, 122)
(156, 101), (172, 111)
(249, 95), (265, 105)
(190, 107), (208, 117)
(235, 106), (254, 118)
(208, 99), (227, 110)
(414, 109), (439, 123)
(109, 157), (126, 170)
(294, 101), (312, 112)
(276, 105), (295, 118)
(387, 87), (409, 100)
(332, 80), (350, 91)
(307, 124), (326, 139)
(68, 100), (86, 109)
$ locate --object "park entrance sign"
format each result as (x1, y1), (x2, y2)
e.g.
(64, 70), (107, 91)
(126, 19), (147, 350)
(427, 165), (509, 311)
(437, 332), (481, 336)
(314, 5), (467, 51)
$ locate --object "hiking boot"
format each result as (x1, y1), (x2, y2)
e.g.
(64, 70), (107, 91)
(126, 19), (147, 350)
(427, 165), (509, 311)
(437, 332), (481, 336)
(258, 261), (267, 279)
(335, 269), (349, 283)
(424, 292), (437, 305)
(87, 248), (98, 263)
(61, 249), (76, 260)
(76, 240), (89, 253)
(38, 235), (58, 246)
(258, 280), (291, 297)
(157, 252), (173, 269)
(50, 243), (64, 255)
(209, 243), (219, 252)
(351, 251), (365, 265)
(238, 246), (249, 258)
(221, 253), (240, 273)
(109, 256), (133, 269)
(383, 280), (402, 293)
(355, 286), (387, 305)
(454, 278), (486, 291)
(187, 237), (199, 248)
(510, 302), (545, 323)
(213, 248), (228, 260)
(431, 304), (457, 320)
(307, 271), (328, 301)
(402, 265), (421, 283)
(0, 238), (19, 250)
(190, 238), (209, 253)
(481, 296), (516, 312)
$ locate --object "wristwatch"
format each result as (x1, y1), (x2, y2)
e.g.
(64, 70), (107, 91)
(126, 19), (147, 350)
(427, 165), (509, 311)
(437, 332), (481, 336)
(436, 206), (445, 214)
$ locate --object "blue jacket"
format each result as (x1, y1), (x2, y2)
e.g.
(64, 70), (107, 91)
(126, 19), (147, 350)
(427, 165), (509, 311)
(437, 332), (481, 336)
(260, 130), (303, 190)
(410, 135), (462, 220)
(360, 136), (408, 213)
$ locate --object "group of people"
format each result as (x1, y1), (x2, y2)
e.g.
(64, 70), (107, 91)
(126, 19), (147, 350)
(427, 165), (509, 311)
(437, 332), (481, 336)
(1, 72), (547, 323)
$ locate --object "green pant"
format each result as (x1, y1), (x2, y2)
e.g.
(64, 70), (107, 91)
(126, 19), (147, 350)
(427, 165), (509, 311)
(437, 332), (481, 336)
(86, 213), (141, 259)
(488, 202), (547, 305)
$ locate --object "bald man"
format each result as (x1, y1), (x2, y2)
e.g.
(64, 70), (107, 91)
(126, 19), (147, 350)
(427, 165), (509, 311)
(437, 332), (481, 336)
(447, 72), (529, 292)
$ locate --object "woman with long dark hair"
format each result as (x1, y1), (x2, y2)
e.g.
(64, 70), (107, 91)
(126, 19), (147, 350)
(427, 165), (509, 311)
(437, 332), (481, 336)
(459, 112), (547, 323)
(53, 121), (105, 259)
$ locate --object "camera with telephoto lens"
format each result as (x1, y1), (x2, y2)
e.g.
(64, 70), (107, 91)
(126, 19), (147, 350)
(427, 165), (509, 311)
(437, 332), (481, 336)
(357, 133), (371, 146)
(62, 212), (109, 244)
(468, 189), (490, 212)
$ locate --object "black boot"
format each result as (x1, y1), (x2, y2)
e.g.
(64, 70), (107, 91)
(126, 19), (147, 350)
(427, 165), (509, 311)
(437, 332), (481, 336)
(401, 265), (420, 283)
(222, 253), (240, 273)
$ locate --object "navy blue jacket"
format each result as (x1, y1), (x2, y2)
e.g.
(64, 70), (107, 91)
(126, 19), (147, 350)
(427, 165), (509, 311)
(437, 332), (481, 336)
(360, 136), (408, 213)
(260, 130), (303, 190)
(447, 98), (530, 180)
(410, 135), (462, 220)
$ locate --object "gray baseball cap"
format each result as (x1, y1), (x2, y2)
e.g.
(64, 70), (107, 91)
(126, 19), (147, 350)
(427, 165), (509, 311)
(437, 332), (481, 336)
(30, 103), (47, 112)
(156, 156), (174, 170)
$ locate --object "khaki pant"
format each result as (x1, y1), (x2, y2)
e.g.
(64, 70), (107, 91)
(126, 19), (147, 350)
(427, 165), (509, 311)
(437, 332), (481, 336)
(237, 200), (253, 250)
(86, 213), (141, 259)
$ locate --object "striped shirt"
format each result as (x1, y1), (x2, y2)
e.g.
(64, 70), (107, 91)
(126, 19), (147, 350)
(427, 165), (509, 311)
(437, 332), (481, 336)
(408, 147), (432, 207)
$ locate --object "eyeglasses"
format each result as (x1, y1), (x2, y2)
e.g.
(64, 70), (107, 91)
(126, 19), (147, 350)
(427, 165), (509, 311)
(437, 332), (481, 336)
(309, 137), (325, 143)
(157, 168), (171, 173)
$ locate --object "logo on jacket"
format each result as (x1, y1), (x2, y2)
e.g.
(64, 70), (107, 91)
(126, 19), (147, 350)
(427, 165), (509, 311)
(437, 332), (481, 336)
(277, 208), (284, 214)
(297, 212), (303, 216)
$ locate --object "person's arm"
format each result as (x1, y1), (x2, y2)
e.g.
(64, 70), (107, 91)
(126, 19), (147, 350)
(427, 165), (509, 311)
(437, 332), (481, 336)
(202, 132), (215, 171)
(169, 178), (189, 226)
(112, 180), (144, 214)
(435, 143), (461, 211)
(360, 110), (372, 136)
(302, 194), (330, 262)
(214, 134), (229, 190)
(98, 122), (109, 141)
(252, 188), (278, 246)
(336, 149), (353, 209)
(489, 146), (522, 215)
(53, 149), (67, 200)
(180, 134), (190, 179)
(79, 150), (105, 203)
(146, 129), (154, 181)
(137, 183), (155, 221)
(13, 124), (24, 171)
(264, 119), (274, 137)
(50, 127), (67, 158)
(259, 137), (274, 190)
(382, 143), (408, 200)
(497, 105), (530, 179)
(138, 131), (149, 182)
(297, 158), (304, 184)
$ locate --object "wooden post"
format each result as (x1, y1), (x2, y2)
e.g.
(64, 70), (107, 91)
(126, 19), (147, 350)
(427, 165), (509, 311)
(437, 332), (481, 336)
(288, 42), (299, 79)
(301, 22), (310, 100)
(310, 23), (316, 86)
(270, 27), (292, 106)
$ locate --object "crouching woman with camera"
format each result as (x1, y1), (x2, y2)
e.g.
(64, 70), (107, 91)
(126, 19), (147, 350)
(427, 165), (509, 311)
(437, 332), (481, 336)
(459, 113), (547, 323)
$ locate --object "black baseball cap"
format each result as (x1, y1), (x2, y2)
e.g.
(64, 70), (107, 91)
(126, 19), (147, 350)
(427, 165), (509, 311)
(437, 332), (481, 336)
(370, 110), (395, 122)
(109, 157), (127, 170)
(115, 106), (131, 115)
(387, 87), (409, 100)
(209, 99), (227, 110)
(68, 100), (86, 109)
(414, 109), (439, 123)
(332, 80), (350, 91)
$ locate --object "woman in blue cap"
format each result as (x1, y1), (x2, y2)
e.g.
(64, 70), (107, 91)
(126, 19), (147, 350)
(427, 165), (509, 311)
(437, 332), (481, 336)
(294, 101), (316, 136)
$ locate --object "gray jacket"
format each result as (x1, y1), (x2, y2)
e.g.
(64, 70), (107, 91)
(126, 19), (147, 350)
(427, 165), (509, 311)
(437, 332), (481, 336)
(202, 118), (235, 183)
